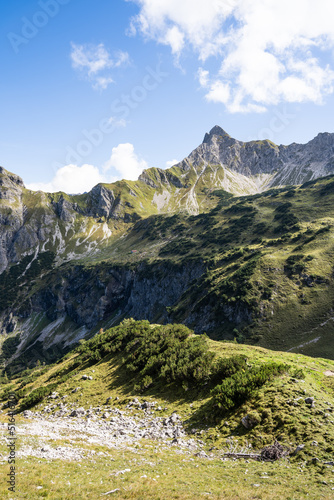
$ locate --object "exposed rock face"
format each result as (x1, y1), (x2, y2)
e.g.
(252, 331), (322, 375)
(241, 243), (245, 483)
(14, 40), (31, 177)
(0, 166), (25, 194)
(23, 261), (206, 329)
(54, 196), (76, 222)
(0, 168), (25, 272)
(2, 126), (334, 273)
(138, 168), (184, 190)
(183, 126), (281, 178)
(170, 126), (334, 189)
(0, 257), (253, 365)
(88, 185), (116, 218)
(270, 132), (334, 186)
(136, 126), (334, 203)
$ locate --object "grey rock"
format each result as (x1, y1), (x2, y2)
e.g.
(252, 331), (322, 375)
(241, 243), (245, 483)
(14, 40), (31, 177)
(241, 414), (259, 430)
(88, 185), (116, 219)
(169, 413), (180, 424)
(41, 446), (51, 453)
(141, 401), (156, 410)
(70, 408), (86, 417)
(293, 444), (305, 455)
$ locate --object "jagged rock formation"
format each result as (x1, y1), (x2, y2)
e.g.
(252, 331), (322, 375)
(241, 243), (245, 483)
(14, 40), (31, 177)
(169, 125), (334, 193)
(0, 167), (25, 272)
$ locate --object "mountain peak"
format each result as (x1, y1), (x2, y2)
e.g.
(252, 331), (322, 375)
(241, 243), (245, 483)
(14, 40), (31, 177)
(0, 166), (25, 189)
(203, 125), (231, 144)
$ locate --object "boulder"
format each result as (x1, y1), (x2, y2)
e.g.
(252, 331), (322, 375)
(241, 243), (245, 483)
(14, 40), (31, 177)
(70, 407), (86, 417)
(241, 414), (259, 430)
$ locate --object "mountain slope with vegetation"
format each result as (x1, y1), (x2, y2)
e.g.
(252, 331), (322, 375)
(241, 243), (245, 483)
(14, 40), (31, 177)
(2, 174), (334, 370)
(2, 127), (334, 367)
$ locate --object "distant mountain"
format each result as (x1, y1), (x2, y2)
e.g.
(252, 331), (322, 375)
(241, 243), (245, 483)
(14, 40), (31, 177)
(166, 125), (334, 193)
(2, 127), (334, 272)
(2, 127), (334, 370)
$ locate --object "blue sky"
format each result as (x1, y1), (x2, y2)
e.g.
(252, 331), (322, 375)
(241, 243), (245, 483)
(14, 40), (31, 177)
(1, 0), (334, 193)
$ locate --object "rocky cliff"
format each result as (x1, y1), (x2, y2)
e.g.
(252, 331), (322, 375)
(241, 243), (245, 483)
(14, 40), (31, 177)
(171, 126), (334, 191)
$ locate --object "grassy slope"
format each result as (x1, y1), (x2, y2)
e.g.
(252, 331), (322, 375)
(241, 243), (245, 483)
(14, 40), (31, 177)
(0, 440), (333, 499)
(1, 320), (334, 499)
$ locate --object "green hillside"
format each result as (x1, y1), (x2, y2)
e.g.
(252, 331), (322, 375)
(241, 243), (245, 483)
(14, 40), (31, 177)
(94, 175), (334, 357)
(3, 174), (334, 369)
(1, 320), (334, 499)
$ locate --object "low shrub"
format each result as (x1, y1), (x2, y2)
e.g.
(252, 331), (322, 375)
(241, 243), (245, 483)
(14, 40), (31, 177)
(17, 383), (58, 412)
(212, 362), (288, 411)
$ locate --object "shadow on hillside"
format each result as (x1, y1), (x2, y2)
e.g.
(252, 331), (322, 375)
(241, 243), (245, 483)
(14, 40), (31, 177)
(102, 355), (211, 411)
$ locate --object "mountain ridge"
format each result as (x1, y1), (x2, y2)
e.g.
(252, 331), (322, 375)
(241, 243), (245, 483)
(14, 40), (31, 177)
(3, 125), (334, 273)
(2, 127), (334, 370)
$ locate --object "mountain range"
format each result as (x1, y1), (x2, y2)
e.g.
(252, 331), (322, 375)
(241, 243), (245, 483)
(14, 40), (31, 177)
(2, 126), (334, 372)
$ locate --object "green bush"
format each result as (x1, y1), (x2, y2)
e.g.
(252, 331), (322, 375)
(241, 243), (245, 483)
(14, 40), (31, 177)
(210, 355), (247, 383)
(285, 254), (306, 275)
(212, 362), (288, 411)
(77, 320), (216, 388)
(17, 382), (58, 412)
(0, 335), (21, 361)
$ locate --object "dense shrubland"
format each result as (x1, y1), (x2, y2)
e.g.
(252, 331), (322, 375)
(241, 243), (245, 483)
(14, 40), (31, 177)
(13, 320), (290, 413)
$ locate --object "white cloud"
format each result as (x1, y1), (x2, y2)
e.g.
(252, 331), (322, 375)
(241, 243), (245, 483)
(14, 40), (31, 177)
(164, 26), (185, 54)
(113, 50), (131, 68)
(93, 76), (115, 90)
(104, 143), (148, 180)
(26, 144), (149, 194)
(107, 116), (128, 129)
(129, 0), (334, 112)
(26, 164), (106, 194)
(165, 159), (179, 168)
(198, 68), (209, 87)
(128, 0), (233, 58)
(70, 43), (113, 75)
(70, 43), (130, 90)
(205, 81), (231, 106)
